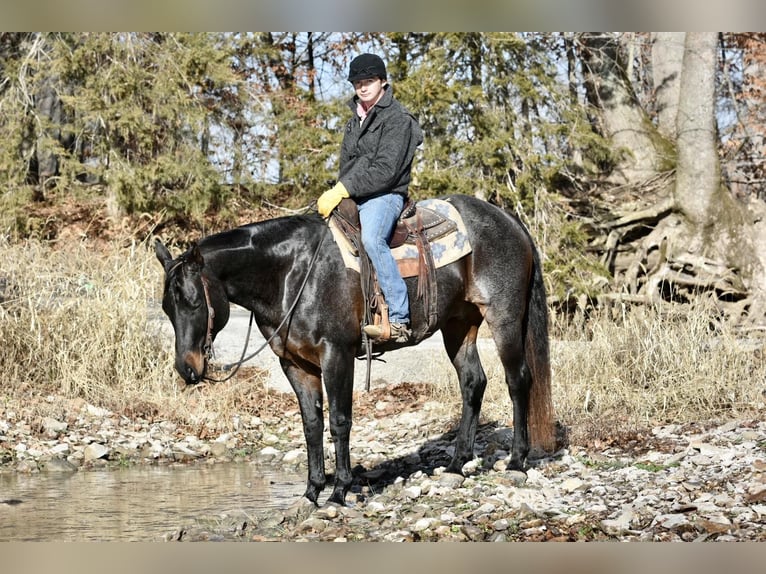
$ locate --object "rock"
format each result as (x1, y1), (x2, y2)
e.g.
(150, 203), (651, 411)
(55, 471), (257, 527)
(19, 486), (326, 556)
(85, 404), (112, 417)
(210, 441), (228, 457)
(3, 383), (766, 542)
(40, 457), (77, 473)
(262, 433), (280, 445)
(15, 459), (36, 473)
(323, 505), (343, 519)
(652, 513), (690, 530)
(298, 517), (326, 533)
(42, 417), (68, 436)
(282, 449), (306, 464)
(601, 509), (634, 536)
(172, 445), (200, 462)
(412, 518), (434, 532)
(258, 446), (280, 458)
(438, 472), (465, 489)
(562, 477), (589, 492)
(746, 485), (766, 503)
(403, 486), (422, 499)
(83, 443), (109, 461)
(697, 514), (732, 534)
(504, 470), (528, 486)
(50, 443), (70, 456)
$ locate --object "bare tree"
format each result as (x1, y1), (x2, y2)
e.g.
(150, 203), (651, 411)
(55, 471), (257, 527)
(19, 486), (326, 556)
(581, 32), (766, 325)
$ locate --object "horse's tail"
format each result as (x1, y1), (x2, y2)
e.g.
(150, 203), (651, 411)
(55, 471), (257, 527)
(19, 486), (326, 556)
(526, 245), (556, 453)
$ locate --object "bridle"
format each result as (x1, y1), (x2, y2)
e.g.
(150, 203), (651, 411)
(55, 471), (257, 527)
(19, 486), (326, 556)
(165, 258), (217, 380)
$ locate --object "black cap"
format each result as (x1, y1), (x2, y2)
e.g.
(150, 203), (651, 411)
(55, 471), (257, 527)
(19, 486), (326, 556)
(347, 53), (387, 83)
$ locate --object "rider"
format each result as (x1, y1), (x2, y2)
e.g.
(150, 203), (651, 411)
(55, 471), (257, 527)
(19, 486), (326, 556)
(317, 53), (423, 343)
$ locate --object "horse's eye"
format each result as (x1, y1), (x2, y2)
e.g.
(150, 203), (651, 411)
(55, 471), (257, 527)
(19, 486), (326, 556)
(182, 292), (204, 310)
(173, 281), (203, 310)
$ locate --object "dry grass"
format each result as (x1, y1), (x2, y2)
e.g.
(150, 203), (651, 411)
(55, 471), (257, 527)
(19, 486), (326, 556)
(0, 237), (169, 406)
(549, 302), (766, 442)
(1, 238), (765, 445)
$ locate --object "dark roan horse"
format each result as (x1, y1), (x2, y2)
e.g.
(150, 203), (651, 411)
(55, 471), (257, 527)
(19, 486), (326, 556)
(155, 194), (555, 505)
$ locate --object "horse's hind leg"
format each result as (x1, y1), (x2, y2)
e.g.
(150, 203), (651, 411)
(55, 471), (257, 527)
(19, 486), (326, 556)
(442, 315), (487, 474)
(280, 359), (326, 504)
(486, 314), (530, 470)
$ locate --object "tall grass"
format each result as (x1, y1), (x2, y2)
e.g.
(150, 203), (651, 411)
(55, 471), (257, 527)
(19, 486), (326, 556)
(0, 237), (171, 408)
(0, 237), (288, 432)
(549, 303), (766, 441)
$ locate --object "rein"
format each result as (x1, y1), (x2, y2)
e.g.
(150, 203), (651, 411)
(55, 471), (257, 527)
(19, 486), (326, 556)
(201, 231), (326, 384)
(200, 275), (215, 358)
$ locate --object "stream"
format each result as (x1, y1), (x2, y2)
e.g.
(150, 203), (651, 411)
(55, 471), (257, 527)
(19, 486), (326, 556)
(0, 464), (305, 541)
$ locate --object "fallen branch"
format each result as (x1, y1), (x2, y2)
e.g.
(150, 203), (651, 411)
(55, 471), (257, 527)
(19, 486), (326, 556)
(601, 197), (675, 230)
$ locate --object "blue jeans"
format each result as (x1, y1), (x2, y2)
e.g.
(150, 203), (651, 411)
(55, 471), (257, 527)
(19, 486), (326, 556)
(358, 193), (410, 325)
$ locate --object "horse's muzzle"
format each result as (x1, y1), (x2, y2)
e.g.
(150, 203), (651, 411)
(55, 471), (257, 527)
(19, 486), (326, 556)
(183, 366), (203, 385)
(179, 351), (206, 384)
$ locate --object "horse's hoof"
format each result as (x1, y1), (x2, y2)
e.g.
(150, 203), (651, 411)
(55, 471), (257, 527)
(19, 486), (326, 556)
(304, 484), (323, 505)
(327, 489), (348, 506)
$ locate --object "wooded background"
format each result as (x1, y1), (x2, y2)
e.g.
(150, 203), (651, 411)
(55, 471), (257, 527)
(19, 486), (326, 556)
(3, 32), (766, 327)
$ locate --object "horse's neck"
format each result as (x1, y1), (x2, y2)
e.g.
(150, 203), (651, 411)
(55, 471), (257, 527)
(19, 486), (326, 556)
(204, 219), (314, 314)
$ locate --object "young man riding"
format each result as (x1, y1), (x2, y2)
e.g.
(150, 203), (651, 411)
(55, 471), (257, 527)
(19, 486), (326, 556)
(317, 53), (423, 343)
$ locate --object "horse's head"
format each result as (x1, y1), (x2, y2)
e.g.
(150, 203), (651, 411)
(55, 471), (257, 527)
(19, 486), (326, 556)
(155, 239), (230, 385)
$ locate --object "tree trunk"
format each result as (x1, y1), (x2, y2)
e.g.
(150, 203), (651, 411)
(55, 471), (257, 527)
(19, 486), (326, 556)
(675, 33), (766, 323)
(588, 32), (766, 324)
(579, 33), (664, 190)
(674, 33), (720, 230)
(651, 32), (685, 139)
(618, 33), (766, 324)
(34, 75), (62, 186)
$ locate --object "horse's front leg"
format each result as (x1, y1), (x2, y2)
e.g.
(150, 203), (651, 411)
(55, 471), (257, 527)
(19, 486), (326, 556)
(321, 346), (356, 505)
(280, 359), (325, 504)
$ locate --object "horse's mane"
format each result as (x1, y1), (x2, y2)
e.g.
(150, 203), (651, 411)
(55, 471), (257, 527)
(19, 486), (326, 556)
(198, 213), (324, 254)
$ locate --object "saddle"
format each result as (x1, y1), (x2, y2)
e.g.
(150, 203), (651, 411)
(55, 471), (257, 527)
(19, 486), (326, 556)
(331, 197), (457, 341)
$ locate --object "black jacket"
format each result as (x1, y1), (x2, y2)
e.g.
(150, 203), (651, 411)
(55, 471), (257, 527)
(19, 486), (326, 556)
(338, 85), (423, 200)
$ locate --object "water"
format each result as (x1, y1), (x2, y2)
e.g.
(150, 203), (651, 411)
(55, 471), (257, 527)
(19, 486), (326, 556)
(0, 464), (305, 541)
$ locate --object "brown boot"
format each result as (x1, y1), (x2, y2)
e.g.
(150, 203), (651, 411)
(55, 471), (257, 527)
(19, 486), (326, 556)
(363, 322), (411, 343)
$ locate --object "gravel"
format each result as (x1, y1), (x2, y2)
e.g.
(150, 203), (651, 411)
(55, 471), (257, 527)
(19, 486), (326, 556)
(2, 384), (765, 542)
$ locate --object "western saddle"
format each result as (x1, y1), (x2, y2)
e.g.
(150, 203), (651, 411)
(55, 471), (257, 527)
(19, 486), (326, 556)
(330, 197), (456, 343)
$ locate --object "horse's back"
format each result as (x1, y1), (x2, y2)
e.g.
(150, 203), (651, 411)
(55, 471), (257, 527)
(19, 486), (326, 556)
(446, 194), (535, 270)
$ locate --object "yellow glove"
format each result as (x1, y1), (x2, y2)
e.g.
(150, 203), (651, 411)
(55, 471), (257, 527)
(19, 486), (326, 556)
(317, 182), (349, 218)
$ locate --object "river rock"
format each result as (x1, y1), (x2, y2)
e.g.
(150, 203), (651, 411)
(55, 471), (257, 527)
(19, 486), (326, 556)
(83, 443), (109, 461)
(40, 457), (77, 473)
(42, 417), (68, 436)
(3, 381), (766, 542)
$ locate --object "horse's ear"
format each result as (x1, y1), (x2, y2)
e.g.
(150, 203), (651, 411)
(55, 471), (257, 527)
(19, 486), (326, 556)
(154, 239), (174, 272)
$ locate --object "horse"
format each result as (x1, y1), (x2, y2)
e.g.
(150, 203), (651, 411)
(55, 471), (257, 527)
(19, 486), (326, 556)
(155, 194), (555, 505)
